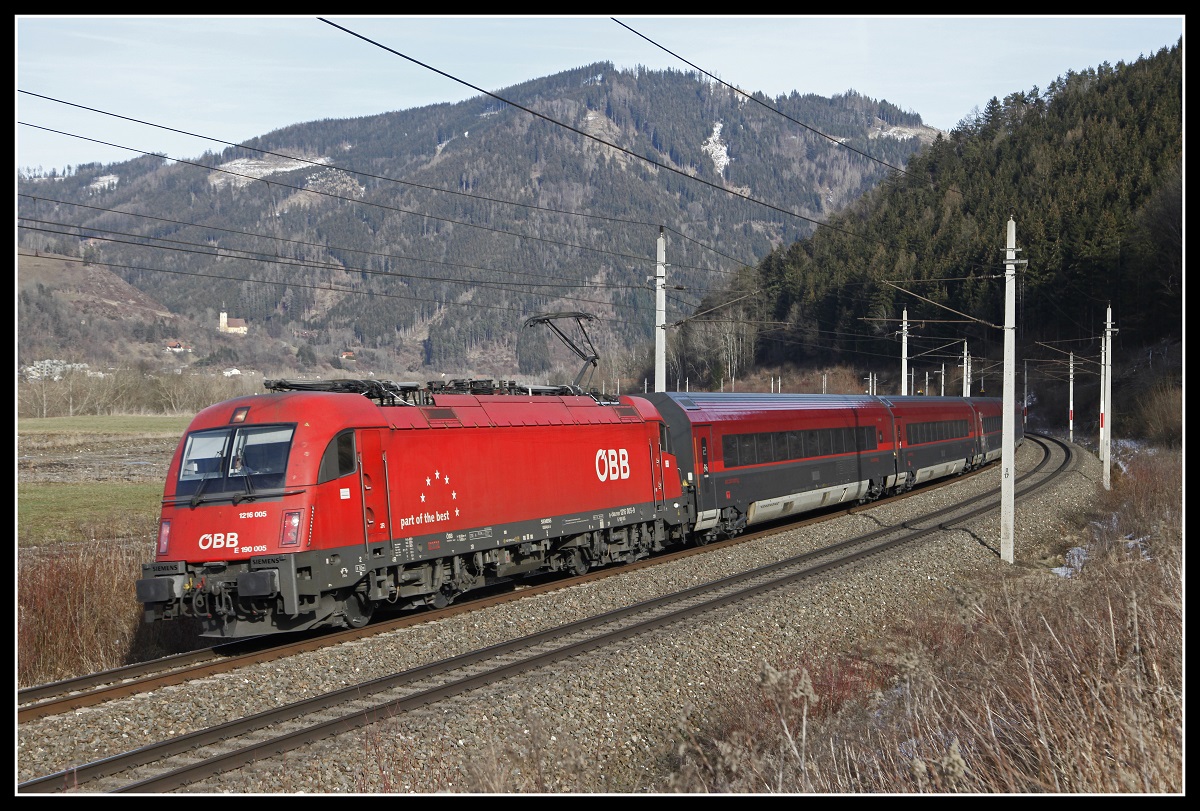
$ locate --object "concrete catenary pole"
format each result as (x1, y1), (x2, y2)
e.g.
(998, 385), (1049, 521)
(962, 342), (970, 397)
(1102, 303), (1117, 490)
(655, 227), (666, 392)
(901, 307), (909, 395)
(1000, 217), (1018, 564)
(1069, 352), (1075, 444)
(1099, 336), (1107, 462)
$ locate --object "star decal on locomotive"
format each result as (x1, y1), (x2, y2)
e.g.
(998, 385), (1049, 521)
(413, 467), (462, 528)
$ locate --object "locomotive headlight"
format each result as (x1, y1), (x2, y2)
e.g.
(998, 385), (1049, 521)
(280, 510), (303, 547)
(157, 520), (171, 555)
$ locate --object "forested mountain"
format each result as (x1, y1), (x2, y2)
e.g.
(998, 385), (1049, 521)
(17, 42), (1181, 394)
(17, 62), (936, 381)
(682, 40), (1182, 389)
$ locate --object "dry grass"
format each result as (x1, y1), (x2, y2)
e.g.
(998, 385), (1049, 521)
(17, 538), (206, 686)
(1133, 382), (1182, 448)
(662, 552), (1181, 792)
(656, 447), (1183, 794)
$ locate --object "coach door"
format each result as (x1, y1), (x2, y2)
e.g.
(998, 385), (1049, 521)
(892, 416), (912, 479)
(356, 429), (392, 549)
(693, 425), (719, 523)
(649, 431), (666, 512)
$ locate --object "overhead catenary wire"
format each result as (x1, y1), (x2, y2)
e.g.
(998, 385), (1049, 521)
(17, 113), (752, 330)
(14, 248), (658, 332)
(18, 19), (1008, 360)
(19, 194), (714, 321)
(18, 211), (651, 294)
(318, 17), (888, 251)
(19, 24), (937, 311)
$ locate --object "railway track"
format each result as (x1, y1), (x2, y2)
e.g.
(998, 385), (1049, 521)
(18, 434), (1070, 793)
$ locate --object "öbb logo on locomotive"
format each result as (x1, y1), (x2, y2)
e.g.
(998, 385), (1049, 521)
(197, 532), (240, 550)
(135, 379), (1021, 639)
(595, 448), (631, 481)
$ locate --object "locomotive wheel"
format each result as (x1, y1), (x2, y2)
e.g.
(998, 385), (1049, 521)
(343, 592), (375, 628)
(569, 550), (590, 577)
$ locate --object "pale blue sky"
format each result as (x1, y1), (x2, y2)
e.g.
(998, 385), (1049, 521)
(15, 15), (1184, 175)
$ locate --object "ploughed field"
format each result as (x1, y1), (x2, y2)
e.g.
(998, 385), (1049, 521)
(18, 432), (179, 485)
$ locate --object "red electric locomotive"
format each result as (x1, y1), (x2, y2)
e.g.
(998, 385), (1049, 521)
(137, 379), (689, 637)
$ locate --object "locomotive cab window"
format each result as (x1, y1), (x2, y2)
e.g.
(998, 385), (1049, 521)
(318, 430), (357, 483)
(177, 424), (295, 493)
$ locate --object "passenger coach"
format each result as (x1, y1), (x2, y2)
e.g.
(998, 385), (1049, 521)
(644, 392), (902, 542)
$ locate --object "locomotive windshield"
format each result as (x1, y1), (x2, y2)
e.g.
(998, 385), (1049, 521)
(176, 424), (295, 496)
